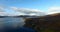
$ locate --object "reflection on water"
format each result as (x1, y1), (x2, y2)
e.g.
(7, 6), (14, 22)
(0, 17), (25, 28)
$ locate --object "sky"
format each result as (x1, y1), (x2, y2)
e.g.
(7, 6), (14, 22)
(0, 0), (60, 16)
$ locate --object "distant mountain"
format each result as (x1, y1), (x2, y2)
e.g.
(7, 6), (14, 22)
(0, 16), (8, 18)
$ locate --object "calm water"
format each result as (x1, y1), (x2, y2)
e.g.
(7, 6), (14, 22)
(0, 16), (37, 28)
(0, 17), (25, 27)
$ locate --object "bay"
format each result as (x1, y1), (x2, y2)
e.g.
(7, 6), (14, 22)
(0, 17), (25, 27)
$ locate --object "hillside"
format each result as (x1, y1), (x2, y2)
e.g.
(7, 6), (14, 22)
(24, 13), (60, 32)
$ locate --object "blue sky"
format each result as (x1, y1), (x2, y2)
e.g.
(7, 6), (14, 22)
(0, 0), (60, 16)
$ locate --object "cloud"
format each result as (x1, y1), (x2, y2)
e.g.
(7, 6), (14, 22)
(0, 5), (17, 16)
(11, 7), (46, 16)
(0, 6), (7, 16)
(47, 7), (60, 14)
(0, 5), (46, 16)
(11, 7), (41, 13)
(0, 6), (5, 12)
(0, 5), (11, 16)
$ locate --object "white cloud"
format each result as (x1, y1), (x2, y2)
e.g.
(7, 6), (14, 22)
(11, 7), (41, 13)
(0, 6), (5, 12)
(0, 6), (17, 16)
(11, 7), (46, 16)
(0, 6), (46, 16)
(47, 7), (60, 14)
(0, 6), (7, 16)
